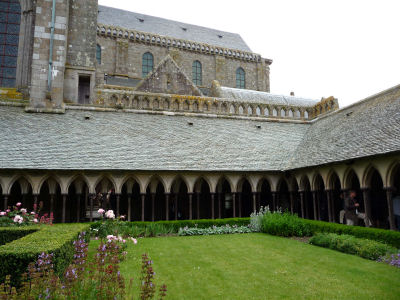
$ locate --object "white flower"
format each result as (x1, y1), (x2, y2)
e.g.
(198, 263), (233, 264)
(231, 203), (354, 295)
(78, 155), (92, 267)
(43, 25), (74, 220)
(105, 210), (115, 219)
(33, 218), (38, 223)
(13, 215), (23, 224)
(130, 237), (138, 244)
(98, 208), (105, 214)
(20, 208), (27, 214)
(0, 212), (6, 216)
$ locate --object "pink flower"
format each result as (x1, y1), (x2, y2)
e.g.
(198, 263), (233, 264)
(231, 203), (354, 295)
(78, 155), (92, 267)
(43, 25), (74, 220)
(0, 212), (6, 216)
(130, 237), (138, 244)
(106, 235), (117, 241)
(120, 215), (125, 220)
(20, 208), (27, 214)
(6, 209), (10, 213)
(105, 210), (115, 219)
(33, 218), (38, 223)
(31, 212), (35, 215)
(16, 202), (22, 207)
(13, 215), (23, 224)
(97, 208), (105, 214)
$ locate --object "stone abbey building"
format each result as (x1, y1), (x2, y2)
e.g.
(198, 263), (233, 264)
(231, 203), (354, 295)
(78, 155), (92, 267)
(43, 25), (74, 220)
(1, 0), (400, 229)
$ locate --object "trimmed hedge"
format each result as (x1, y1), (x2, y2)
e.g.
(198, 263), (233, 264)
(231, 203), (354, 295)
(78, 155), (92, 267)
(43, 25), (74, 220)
(261, 212), (400, 248)
(90, 218), (250, 238)
(302, 219), (400, 249)
(309, 233), (397, 260)
(0, 223), (90, 286)
(0, 227), (39, 246)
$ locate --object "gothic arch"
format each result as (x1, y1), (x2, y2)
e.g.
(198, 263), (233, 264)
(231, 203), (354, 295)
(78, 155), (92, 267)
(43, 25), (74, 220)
(65, 174), (90, 194)
(386, 161), (400, 188)
(215, 176), (234, 193)
(145, 175), (167, 193)
(37, 174), (64, 195)
(6, 174), (34, 195)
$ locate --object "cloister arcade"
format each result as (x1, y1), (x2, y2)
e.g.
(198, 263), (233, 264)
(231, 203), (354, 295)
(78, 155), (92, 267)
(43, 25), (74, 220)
(0, 157), (399, 230)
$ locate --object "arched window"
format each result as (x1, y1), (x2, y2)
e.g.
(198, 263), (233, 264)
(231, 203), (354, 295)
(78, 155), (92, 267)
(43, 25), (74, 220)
(96, 44), (101, 64)
(192, 60), (202, 85)
(142, 52), (154, 77)
(236, 67), (245, 89)
(0, 0), (21, 87)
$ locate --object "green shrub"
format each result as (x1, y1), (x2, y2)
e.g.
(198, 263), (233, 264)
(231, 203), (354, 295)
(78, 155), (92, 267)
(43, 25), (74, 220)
(309, 233), (397, 260)
(302, 219), (400, 248)
(261, 212), (313, 237)
(90, 218), (250, 238)
(0, 227), (39, 245)
(0, 223), (90, 287)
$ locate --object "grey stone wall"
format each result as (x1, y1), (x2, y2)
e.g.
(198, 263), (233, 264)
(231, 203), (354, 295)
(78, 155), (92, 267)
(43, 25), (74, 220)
(28, 0), (69, 110)
(66, 0), (97, 68)
(95, 36), (271, 92)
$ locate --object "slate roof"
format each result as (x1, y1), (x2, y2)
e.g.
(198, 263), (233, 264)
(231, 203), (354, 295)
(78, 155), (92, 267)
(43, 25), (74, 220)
(1, 85), (399, 172)
(288, 84), (400, 169)
(0, 106), (309, 171)
(97, 5), (252, 52)
(217, 87), (319, 107)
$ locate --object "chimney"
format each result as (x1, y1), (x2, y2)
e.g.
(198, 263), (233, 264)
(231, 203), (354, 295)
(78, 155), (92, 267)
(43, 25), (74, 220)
(290, 92), (295, 96)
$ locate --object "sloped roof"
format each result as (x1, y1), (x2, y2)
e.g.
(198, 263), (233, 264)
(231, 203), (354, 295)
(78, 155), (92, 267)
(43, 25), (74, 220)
(97, 5), (252, 52)
(217, 86), (319, 107)
(289, 84), (400, 169)
(0, 106), (309, 171)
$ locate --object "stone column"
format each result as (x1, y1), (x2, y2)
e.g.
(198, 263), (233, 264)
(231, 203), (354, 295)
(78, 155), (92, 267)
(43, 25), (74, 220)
(271, 192), (277, 211)
(165, 193), (170, 221)
(312, 191), (318, 220)
(3, 195), (8, 211)
(116, 194), (120, 217)
(218, 193), (222, 219)
(300, 191), (305, 218)
(141, 193), (145, 222)
(89, 194), (94, 222)
(196, 192), (200, 219)
(127, 194), (132, 221)
(362, 188), (372, 227)
(174, 194), (178, 221)
(385, 188), (395, 230)
(188, 193), (193, 220)
(62, 194), (67, 223)
(76, 194), (81, 222)
(33, 194), (38, 208)
(211, 193), (215, 219)
(326, 190), (332, 222)
(252, 192), (257, 213)
(289, 192), (295, 214)
(151, 193), (155, 221)
(232, 193), (236, 218)
(238, 193), (242, 218)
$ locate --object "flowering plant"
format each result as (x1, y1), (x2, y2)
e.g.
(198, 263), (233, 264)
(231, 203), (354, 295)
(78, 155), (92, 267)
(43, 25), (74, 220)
(0, 201), (53, 227)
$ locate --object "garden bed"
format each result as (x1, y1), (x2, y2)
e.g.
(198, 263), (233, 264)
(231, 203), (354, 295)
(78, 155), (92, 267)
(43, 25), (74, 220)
(0, 223), (90, 286)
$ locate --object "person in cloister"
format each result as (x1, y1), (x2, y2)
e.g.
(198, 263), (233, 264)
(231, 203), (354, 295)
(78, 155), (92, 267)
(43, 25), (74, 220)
(344, 190), (359, 225)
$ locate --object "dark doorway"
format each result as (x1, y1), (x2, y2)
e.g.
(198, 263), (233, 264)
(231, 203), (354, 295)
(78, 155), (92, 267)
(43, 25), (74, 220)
(78, 75), (91, 104)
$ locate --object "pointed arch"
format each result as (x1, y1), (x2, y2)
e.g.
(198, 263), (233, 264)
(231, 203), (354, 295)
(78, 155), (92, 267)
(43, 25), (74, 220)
(6, 174), (34, 195)
(37, 174), (64, 195)
(145, 175), (167, 193)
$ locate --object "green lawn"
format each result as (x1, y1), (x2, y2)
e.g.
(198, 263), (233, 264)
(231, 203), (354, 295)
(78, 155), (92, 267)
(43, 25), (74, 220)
(91, 233), (400, 299)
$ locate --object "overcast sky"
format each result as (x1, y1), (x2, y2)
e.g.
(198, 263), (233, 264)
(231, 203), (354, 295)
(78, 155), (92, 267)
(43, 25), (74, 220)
(98, 0), (400, 108)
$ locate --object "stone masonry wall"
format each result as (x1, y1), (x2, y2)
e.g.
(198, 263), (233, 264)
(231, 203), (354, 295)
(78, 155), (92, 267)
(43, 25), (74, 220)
(96, 36), (271, 93)
(29, 0), (69, 110)
(66, 0), (97, 68)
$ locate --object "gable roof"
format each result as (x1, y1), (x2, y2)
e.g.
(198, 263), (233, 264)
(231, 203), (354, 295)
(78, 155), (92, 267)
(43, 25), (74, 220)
(0, 105), (309, 172)
(289, 84), (400, 169)
(135, 55), (203, 96)
(213, 85), (319, 107)
(97, 5), (252, 52)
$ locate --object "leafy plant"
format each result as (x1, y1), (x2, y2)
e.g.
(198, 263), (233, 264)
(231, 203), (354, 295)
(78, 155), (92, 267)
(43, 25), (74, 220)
(261, 211), (313, 237)
(178, 224), (253, 236)
(309, 233), (397, 260)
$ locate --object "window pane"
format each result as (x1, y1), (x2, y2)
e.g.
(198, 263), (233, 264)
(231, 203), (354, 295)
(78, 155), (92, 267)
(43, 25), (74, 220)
(236, 67), (245, 89)
(0, 0), (21, 87)
(192, 60), (202, 85)
(142, 52), (153, 77)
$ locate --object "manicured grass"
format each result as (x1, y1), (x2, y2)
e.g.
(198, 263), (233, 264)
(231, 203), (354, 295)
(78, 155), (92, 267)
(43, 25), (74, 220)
(90, 233), (400, 299)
